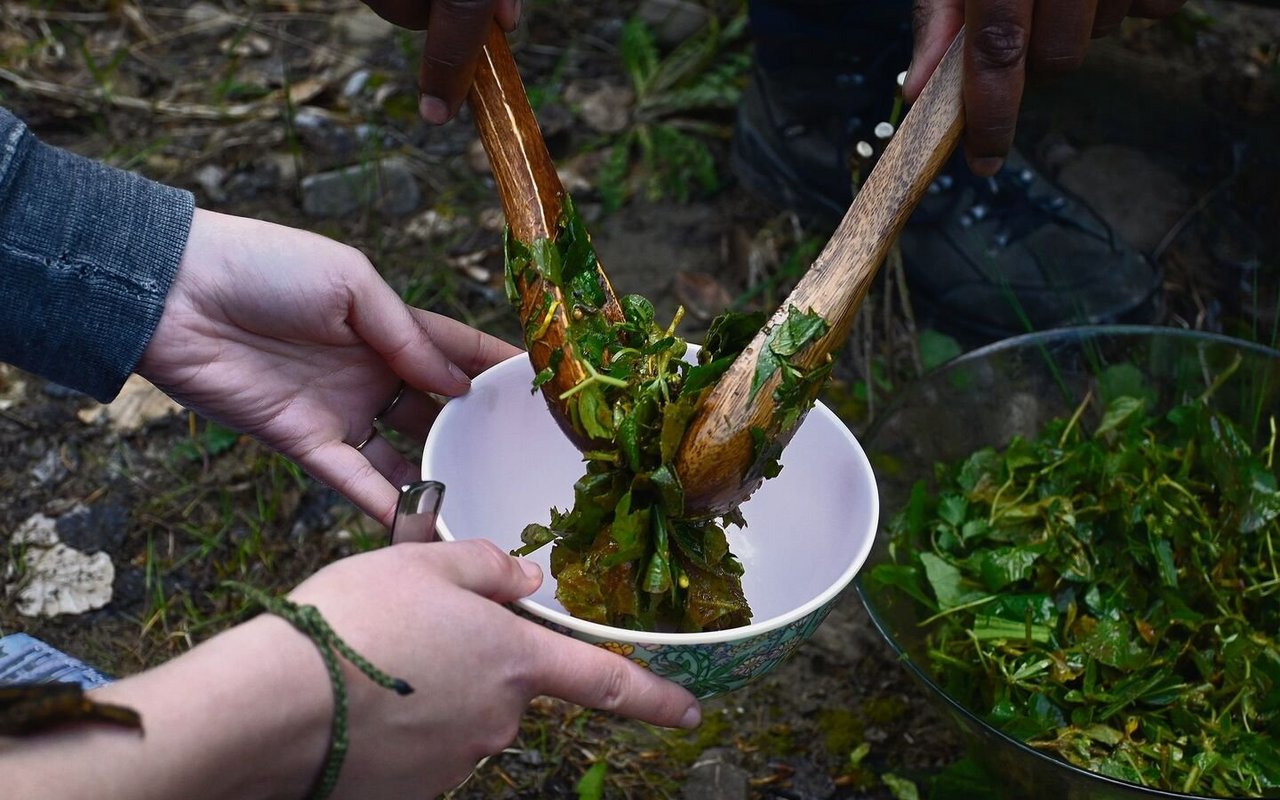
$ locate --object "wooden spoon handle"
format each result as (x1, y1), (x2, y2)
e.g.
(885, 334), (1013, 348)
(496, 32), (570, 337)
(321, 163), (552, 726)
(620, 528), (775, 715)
(467, 23), (564, 242)
(787, 31), (965, 353)
(676, 32), (966, 515)
(467, 23), (622, 439)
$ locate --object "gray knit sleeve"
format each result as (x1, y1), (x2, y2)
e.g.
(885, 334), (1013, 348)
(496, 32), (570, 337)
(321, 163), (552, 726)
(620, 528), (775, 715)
(0, 107), (194, 402)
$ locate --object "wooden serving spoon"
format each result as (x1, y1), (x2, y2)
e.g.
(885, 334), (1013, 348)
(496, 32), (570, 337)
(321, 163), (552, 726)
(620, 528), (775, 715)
(467, 23), (624, 447)
(470, 23), (964, 517)
(673, 33), (967, 516)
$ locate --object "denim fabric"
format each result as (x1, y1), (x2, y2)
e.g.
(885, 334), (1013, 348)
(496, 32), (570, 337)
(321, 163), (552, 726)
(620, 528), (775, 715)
(0, 107), (193, 402)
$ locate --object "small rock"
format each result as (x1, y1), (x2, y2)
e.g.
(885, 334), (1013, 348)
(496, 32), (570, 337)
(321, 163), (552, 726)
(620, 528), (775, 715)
(30, 448), (71, 489)
(557, 163), (593, 194)
(1055, 144), (1193, 254)
(565, 81), (634, 134)
(11, 512), (59, 547)
(194, 163), (227, 203)
(292, 106), (360, 158)
(300, 157), (422, 218)
(342, 68), (372, 99)
(224, 164), (280, 202)
(516, 749), (544, 766)
(466, 137), (491, 174)
(57, 502), (127, 554)
(405, 208), (469, 241)
(332, 5), (395, 47)
(477, 207), (506, 232)
(185, 1), (237, 36)
(638, 0), (711, 47)
(221, 32), (271, 57)
(7, 543), (114, 618)
(259, 151), (300, 187)
(683, 748), (748, 800)
(863, 726), (889, 744)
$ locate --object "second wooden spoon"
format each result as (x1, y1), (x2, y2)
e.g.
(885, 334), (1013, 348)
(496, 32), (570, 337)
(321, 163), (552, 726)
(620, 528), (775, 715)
(673, 33), (968, 516)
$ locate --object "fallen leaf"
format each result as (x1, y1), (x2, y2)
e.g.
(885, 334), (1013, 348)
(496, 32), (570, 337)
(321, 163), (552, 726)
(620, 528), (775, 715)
(77, 375), (182, 432)
(287, 77), (327, 106)
(0, 364), (26, 411)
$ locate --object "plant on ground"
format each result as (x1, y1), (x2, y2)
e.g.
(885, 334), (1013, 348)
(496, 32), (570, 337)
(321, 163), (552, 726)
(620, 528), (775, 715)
(596, 10), (749, 212)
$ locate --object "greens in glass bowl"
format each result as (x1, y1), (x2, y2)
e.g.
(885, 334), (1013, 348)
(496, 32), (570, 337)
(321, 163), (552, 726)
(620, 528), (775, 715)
(855, 326), (1280, 800)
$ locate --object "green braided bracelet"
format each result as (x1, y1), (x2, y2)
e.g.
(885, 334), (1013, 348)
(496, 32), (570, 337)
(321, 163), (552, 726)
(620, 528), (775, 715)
(224, 581), (414, 800)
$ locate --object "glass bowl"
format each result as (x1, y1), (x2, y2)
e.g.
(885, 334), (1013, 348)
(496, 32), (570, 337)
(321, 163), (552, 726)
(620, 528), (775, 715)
(854, 325), (1280, 800)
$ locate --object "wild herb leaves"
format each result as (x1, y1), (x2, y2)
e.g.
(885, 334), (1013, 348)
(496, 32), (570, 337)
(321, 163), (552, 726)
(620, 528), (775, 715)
(746, 307), (832, 483)
(748, 306), (828, 402)
(508, 201), (759, 631)
(505, 201), (839, 631)
(870, 392), (1280, 796)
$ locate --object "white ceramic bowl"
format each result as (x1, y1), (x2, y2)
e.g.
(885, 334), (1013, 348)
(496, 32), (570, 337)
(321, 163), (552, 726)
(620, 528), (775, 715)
(422, 352), (878, 699)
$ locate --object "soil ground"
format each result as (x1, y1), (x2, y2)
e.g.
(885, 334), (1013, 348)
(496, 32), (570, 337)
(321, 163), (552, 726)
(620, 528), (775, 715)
(1, 1), (1277, 798)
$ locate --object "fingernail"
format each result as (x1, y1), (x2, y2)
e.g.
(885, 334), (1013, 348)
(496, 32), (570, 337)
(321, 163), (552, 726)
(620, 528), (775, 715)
(902, 60), (915, 91)
(517, 558), (542, 582)
(419, 94), (450, 125)
(679, 704), (701, 729)
(447, 361), (471, 387)
(970, 156), (1004, 177)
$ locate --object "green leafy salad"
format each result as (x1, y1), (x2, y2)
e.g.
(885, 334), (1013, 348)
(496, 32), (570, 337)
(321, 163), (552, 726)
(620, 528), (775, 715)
(868, 384), (1280, 796)
(504, 200), (830, 632)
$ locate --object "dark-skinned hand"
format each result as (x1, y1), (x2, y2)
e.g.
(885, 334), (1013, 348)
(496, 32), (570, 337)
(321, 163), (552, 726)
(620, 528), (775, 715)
(362, 0), (521, 124)
(902, 0), (1187, 175)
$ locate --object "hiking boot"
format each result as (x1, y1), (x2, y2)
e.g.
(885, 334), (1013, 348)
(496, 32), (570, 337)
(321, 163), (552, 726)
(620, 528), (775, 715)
(897, 150), (1163, 339)
(731, 9), (1163, 340)
(733, 0), (911, 224)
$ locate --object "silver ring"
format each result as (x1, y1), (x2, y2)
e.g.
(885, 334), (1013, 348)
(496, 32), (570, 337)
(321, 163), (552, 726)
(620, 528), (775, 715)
(353, 425), (379, 451)
(373, 381), (408, 423)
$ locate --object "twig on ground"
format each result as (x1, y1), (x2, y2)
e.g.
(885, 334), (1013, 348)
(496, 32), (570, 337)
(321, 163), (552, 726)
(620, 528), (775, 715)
(0, 66), (329, 120)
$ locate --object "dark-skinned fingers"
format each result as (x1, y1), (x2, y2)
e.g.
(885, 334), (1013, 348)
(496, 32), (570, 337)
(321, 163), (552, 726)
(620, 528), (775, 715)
(363, 1), (521, 32)
(963, 0), (1034, 174)
(904, 0), (965, 100)
(418, 0), (498, 123)
(1091, 0), (1133, 36)
(1027, 0), (1095, 77)
(1127, 0), (1184, 18)
(362, 0), (431, 29)
(494, 0), (521, 30)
